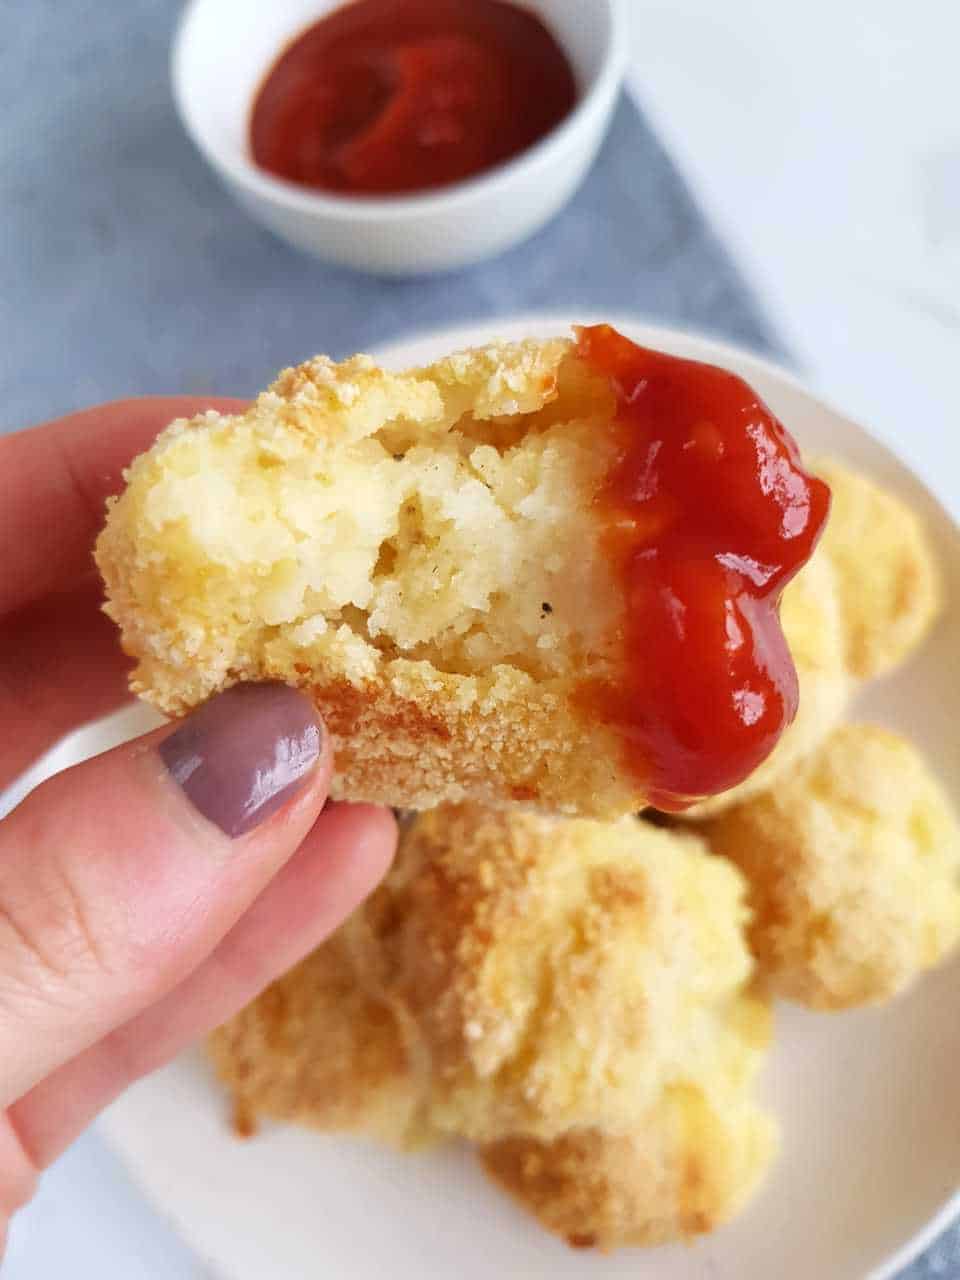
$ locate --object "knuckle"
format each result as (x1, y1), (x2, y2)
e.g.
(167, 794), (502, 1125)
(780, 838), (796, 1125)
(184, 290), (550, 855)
(0, 858), (114, 1000)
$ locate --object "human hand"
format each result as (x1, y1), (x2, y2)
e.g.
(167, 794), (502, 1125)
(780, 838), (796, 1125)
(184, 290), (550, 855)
(0, 400), (397, 1249)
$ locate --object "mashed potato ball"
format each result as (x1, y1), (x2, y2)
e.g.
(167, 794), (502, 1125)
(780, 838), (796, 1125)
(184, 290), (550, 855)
(347, 806), (771, 1144)
(706, 725), (960, 1009)
(211, 804), (777, 1246)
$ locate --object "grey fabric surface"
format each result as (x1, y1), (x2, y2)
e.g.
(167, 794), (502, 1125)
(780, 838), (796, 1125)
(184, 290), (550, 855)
(0, 1), (956, 1276)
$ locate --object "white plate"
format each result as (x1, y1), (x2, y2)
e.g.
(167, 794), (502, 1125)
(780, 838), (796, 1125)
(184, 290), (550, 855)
(13, 317), (959, 1280)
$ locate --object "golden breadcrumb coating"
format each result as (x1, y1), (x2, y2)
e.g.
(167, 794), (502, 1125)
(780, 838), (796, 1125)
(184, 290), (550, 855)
(706, 725), (960, 1010)
(96, 338), (651, 817)
(683, 458), (941, 819)
(343, 806), (770, 1144)
(482, 1086), (776, 1250)
(207, 935), (429, 1147)
(815, 459), (942, 679)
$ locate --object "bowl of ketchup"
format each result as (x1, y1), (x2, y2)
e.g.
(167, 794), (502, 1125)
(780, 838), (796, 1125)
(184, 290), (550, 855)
(172, 0), (627, 274)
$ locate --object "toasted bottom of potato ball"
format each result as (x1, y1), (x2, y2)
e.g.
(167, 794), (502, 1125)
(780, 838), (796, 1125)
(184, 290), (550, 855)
(482, 1084), (777, 1250)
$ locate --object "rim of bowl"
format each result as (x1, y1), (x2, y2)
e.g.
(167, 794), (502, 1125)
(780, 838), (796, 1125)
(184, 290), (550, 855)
(171, 0), (630, 222)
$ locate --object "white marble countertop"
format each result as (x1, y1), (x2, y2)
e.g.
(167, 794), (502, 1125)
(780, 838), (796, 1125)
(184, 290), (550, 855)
(626, 0), (960, 515)
(7, 3), (959, 1276)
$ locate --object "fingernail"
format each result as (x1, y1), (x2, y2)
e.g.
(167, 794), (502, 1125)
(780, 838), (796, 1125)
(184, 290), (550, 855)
(159, 684), (322, 838)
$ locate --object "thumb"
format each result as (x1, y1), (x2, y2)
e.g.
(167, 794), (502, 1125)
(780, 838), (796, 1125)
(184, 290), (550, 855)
(0, 683), (329, 1105)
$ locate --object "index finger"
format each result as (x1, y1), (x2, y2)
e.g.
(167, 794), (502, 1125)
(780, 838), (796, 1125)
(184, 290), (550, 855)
(0, 397), (246, 617)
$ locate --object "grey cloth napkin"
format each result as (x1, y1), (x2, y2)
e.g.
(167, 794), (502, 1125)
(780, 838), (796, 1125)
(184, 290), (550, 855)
(0, 2), (956, 1276)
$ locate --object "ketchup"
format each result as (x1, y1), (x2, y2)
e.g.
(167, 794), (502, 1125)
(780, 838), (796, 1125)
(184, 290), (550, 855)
(249, 0), (577, 196)
(576, 325), (831, 811)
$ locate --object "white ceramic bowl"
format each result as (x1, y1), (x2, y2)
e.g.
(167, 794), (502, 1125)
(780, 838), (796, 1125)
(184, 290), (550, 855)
(172, 0), (628, 275)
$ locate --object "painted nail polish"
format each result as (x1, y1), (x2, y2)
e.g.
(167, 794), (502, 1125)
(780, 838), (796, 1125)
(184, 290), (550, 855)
(159, 684), (322, 837)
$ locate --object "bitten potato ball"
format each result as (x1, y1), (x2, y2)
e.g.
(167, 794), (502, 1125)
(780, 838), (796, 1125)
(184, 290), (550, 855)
(96, 330), (826, 818)
(95, 340), (634, 817)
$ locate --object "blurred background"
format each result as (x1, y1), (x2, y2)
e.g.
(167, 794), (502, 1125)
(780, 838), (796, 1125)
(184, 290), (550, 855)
(3, 0), (959, 1275)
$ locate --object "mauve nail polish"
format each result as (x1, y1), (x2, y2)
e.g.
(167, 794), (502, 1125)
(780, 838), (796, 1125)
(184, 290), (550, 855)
(159, 684), (322, 838)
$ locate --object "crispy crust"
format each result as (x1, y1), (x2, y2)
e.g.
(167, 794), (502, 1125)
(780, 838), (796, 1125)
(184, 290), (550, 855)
(309, 667), (633, 813)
